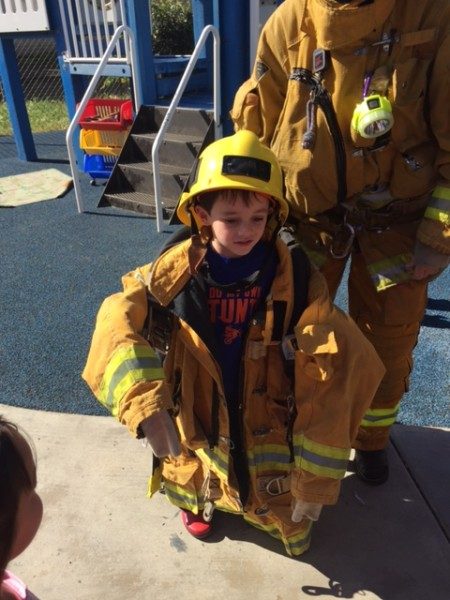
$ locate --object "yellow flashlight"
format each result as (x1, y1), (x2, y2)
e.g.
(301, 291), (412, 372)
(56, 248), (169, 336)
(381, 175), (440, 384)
(351, 94), (394, 139)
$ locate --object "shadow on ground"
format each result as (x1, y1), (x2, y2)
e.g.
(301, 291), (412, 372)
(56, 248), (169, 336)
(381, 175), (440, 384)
(186, 437), (450, 599)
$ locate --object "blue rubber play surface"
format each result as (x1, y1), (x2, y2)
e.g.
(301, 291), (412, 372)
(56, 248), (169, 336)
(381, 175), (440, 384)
(1, 131), (449, 427)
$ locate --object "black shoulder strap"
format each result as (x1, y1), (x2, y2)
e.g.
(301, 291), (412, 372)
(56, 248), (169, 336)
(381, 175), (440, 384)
(141, 292), (174, 359)
(278, 226), (311, 335)
(141, 228), (190, 357)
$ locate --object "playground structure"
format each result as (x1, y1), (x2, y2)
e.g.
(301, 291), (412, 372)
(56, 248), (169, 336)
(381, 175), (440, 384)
(0, 1), (283, 158)
(0, 0), (280, 232)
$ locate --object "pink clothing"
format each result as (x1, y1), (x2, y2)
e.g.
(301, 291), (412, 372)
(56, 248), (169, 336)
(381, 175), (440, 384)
(1, 571), (37, 600)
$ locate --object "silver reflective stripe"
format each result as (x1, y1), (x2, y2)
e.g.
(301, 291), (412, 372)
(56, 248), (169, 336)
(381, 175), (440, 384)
(301, 448), (348, 472)
(247, 444), (292, 473)
(361, 403), (400, 428)
(98, 345), (164, 415)
(163, 481), (199, 512)
(293, 434), (350, 479)
(196, 447), (229, 478)
(368, 253), (411, 291)
(244, 513), (312, 557)
(105, 356), (162, 408)
(425, 187), (450, 224)
(428, 197), (450, 212)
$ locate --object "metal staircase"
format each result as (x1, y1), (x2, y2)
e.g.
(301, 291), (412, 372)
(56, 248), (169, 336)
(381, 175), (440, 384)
(99, 104), (214, 218)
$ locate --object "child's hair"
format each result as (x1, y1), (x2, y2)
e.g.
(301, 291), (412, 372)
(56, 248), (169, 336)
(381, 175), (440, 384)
(0, 417), (36, 579)
(194, 188), (276, 215)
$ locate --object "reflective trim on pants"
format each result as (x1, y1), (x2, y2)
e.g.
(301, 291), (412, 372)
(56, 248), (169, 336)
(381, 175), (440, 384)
(367, 253), (412, 291)
(425, 187), (450, 225)
(360, 402), (400, 428)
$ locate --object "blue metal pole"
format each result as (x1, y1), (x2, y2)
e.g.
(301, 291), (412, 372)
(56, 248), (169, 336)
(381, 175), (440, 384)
(46, 0), (85, 166)
(217, 0), (249, 135)
(125, 0), (157, 105)
(191, 0), (214, 101)
(0, 37), (37, 161)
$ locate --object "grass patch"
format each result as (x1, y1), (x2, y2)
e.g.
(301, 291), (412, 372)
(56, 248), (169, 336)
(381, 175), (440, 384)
(0, 100), (69, 136)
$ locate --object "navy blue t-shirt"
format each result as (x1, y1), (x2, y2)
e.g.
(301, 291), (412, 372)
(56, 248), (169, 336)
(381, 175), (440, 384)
(202, 241), (278, 430)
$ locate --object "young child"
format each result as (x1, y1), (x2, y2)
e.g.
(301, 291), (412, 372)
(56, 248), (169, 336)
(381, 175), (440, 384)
(83, 130), (385, 556)
(0, 417), (43, 600)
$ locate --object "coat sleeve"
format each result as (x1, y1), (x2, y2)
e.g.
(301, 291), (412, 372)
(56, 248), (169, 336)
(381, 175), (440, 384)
(82, 265), (173, 437)
(290, 271), (386, 505)
(416, 31), (450, 255)
(230, 8), (291, 146)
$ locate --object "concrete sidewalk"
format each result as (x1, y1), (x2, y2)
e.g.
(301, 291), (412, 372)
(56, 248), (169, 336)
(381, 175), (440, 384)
(5, 404), (450, 600)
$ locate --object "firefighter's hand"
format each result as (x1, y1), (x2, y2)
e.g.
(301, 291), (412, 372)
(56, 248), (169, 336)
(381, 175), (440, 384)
(406, 240), (450, 281)
(291, 499), (323, 522)
(140, 411), (181, 458)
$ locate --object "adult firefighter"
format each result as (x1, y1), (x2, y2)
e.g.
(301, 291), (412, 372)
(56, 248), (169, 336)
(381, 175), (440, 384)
(83, 131), (385, 556)
(231, 0), (450, 484)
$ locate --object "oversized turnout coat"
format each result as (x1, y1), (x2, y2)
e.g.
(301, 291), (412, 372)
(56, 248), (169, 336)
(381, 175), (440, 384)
(83, 237), (385, 556)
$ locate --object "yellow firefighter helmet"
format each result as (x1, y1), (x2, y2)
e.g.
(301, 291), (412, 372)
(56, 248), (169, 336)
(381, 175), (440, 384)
(176, 130), (288, 227)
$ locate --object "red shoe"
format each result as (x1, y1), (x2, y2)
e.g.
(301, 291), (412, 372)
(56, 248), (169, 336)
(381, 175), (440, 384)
(180, 509), (212, 539)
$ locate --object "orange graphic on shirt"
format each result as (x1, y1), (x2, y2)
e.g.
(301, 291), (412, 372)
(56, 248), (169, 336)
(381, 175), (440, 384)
(224, 326), (241, 345)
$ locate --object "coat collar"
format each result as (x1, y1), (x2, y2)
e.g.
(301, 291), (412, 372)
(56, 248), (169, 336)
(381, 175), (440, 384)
(148, 237), (293, 309)
(306, 0), (396, 50)
(147, 238), (193, 306)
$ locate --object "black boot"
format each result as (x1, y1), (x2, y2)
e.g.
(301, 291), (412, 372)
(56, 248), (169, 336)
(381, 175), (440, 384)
(354, 449), (389, 485)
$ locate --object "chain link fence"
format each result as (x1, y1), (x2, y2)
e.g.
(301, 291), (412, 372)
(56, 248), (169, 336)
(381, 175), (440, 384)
(7, 38), (62, 102)
(0, 1), (192, 137)
(0, 36), (131, 136)
(0, 37), (64, 136)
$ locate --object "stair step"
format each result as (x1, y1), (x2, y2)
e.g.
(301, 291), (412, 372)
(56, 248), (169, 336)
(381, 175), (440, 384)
(123, 132), (202, 169)
(132, 105), (213, 137)
(117, 162), (189, 196)
(133, 131), (204, 143)
(119, 161), (187, 175)
(101, 191), (177, 218)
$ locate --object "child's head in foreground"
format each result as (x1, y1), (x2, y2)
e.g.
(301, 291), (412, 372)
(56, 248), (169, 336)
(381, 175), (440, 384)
(176, 130), (289, 257)
(0, 417), (43, 587)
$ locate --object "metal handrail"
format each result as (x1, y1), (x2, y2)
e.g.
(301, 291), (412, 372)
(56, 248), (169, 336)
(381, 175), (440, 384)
(66, 24), (141, 213)
(151, 24), (221, 233)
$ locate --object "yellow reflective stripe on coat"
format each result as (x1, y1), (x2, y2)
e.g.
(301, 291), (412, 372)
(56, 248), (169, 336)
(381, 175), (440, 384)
(98, 345), (164, 415)
(196, 447), (230, 480)
(293, 434), (350, 479)
(247, 443), (292, 475)
(360, 403), (400, 428)
(163, 480), (201, 513)
(425, 187), (450, 225)
(146, 463), (163, 498)
(368, 253), (412, 291)
(244, 513), (312, 557)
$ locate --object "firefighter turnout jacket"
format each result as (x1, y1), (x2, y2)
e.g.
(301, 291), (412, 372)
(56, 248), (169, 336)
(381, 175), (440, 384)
(231, 0), (450, 278)
(83, 238), (385, 556)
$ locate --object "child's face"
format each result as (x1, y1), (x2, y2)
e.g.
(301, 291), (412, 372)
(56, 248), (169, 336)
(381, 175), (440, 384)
(194, 191), (271, 258)
(8, 429), (43, 561)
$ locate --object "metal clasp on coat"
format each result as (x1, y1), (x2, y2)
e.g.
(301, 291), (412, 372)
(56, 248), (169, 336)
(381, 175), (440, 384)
(266, 475), (290, 496)
(202, 501), (215, 522)
(329, 221), (355, 259)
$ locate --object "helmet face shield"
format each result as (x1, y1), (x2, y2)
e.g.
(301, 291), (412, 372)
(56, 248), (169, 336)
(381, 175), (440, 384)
(221, 155), (271, 181)
(176, 130), (288, 227)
